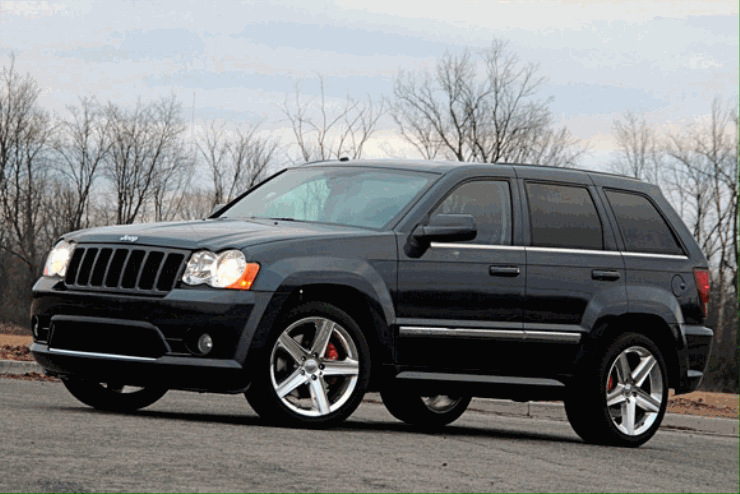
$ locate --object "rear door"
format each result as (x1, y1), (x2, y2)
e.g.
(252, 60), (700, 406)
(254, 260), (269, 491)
(518, 168), (627, 376)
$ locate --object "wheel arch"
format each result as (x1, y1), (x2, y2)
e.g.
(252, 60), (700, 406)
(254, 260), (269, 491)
(578, 313), (682, 389)
(244, 282), (394, 389)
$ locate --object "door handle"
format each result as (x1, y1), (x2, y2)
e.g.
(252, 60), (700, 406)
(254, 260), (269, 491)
(592, 269), (621, 281)
(489, 265), (521, 277)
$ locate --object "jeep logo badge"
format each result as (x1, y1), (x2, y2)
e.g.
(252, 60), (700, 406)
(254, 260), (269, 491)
(120, 235), (139, 243)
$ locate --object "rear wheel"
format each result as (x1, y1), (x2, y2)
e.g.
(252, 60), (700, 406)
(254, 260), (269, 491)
(62, 379), (167, 412)
(381, 384), (471, 428)
(565, 332), (668, 447)
(246, 302), (371, 427)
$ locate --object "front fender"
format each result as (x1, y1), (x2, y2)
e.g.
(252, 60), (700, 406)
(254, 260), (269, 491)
(259, 256), (396, 326)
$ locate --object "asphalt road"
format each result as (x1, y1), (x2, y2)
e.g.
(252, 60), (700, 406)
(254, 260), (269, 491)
(1, 380), (737, 493)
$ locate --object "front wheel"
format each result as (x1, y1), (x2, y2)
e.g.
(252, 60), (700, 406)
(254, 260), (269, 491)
(246, 302), (371, 427)
(381, 384), (471, 428)
(565, 332), (668, 447)
(62, 379), (167, 412)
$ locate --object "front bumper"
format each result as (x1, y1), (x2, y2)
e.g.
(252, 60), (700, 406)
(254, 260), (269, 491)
(31, 343), (248, 392)
(30, 277), (275, 393)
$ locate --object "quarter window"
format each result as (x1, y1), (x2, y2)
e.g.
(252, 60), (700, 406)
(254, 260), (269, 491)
(605, 190), (683, 255)
(431, 180), (512, 245)
(526, 183), (603, 250)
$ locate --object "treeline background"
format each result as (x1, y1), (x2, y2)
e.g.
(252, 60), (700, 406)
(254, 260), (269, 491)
(1, 42), (737, 392)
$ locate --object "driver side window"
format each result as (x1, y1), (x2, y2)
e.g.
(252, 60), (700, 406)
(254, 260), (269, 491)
(431, 180), (512, 245)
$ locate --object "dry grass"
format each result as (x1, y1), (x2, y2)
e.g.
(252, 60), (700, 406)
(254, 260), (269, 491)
(0, 322), (31, 336)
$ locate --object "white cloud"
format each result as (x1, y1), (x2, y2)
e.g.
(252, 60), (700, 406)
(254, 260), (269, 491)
(3, 0), (67, 19)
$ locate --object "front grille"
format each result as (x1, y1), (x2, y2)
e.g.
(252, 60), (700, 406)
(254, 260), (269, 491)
(64, 244), (187, 296)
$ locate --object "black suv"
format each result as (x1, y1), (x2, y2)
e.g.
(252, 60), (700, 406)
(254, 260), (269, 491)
(31, 160), (713, 447)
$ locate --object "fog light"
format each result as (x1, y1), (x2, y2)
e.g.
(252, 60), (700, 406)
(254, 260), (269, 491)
(32, 317), (39, 339)
(197, 334), (213, 355)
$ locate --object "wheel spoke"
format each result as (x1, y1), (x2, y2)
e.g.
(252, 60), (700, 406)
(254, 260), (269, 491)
(632, 356), (657, 387)
(309, 377), (331, 415)
(278, 333), (308, 363)
(311, 319), (334, 357)
(275, 369), (308, 398)
(616, 354), (632, 383)
(321, 358), (359, 377)
(624, 399), (636, 435)
(606, 385), (626, 407)
(634, 388), (661, 413)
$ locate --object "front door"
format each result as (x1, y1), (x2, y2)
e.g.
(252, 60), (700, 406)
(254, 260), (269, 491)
(396, 178), (526, 373)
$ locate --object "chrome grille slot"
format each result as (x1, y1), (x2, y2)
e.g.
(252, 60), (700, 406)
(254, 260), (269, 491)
(64, 244), (188, 296)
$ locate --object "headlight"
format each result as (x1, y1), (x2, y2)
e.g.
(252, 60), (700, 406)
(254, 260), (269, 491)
(43, 240), (75, 278)
(182, 249), (260, 290)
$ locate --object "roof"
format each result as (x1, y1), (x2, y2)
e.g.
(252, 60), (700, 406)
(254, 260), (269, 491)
(301, 158), (641, 182)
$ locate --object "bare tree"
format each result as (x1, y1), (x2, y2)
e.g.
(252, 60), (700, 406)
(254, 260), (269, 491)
(104, 94), (187, 224)
(197, 121), (279, 207)
(610, 110), (662, 183)
(0, 55), (54, 281)
(196, 121), (230, 205)
(283, 75), (384, 163)
(228, 125), (279, 192)
(663, 96), (739, 392)
(52, 96), (111, 232)
(392, 40), (586, 166)
(150, 144), (193, 222)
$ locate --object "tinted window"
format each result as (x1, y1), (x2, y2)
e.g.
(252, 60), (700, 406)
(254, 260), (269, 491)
(526, 183), (603, 250)
(605, 190), (682, 255)
(431, 180), (512, 245)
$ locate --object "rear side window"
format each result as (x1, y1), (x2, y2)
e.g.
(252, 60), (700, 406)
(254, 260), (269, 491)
(605, 190), (683, 255)
(526, 183), (603, 250)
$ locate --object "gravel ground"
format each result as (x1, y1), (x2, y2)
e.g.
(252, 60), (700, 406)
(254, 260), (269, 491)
(2, 330), (737, 419)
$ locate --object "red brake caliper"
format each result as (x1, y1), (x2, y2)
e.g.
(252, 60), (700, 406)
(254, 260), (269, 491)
(607, 375), (615, 392)
(325, 342), (339, 360)
(324, 342), (339, 385)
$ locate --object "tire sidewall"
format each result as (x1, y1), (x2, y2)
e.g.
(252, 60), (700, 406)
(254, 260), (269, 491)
(248, 301), (371, 426)
(593, 332), (669, 446)
(62, 378), (167, 412)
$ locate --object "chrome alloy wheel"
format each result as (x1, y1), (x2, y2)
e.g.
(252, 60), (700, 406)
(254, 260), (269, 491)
(421, 395), (465, 414)
(605, 345), (665, 436)
(269, 317), (360, 417)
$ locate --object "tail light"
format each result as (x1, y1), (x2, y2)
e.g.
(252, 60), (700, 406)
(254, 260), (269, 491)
(693, 269), (711, 318)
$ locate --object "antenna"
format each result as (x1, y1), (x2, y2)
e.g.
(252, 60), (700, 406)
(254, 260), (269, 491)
(190, 91), (196, 163)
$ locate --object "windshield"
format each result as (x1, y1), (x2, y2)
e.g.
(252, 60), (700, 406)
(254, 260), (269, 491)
(221, 166), (437, 229)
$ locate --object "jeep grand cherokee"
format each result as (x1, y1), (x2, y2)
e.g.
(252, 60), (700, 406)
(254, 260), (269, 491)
(30, 160), (713, 447)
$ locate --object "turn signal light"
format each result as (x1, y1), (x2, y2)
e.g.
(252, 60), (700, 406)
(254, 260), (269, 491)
(227, 263), (261, 290)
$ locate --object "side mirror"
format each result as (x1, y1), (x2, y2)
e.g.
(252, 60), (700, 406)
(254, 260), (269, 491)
(405, 214), (477, 257)
(416, 214), (477, 242)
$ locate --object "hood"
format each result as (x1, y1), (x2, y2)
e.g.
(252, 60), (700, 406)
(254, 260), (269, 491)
(62, 218), (371, 251)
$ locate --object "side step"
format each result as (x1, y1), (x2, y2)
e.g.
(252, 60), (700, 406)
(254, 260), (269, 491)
(392, 371), (568, 402)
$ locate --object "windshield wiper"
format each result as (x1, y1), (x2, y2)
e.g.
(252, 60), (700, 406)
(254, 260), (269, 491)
(265, 217), (301, 222)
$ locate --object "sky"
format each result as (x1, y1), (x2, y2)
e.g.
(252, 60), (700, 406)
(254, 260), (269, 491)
(1, 0), (738, 168)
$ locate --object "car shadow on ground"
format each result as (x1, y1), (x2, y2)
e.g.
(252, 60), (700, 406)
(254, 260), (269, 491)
(42, 403), (584, 445)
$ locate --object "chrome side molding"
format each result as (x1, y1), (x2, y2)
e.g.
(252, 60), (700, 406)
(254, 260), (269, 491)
(399, 326), (581, 343)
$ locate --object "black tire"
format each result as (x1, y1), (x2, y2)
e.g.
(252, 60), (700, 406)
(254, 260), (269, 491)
(246, 301), (371, 427)
(62, 378), (167, 412)
(381, 384), (471, 428)
(565, 332), (669, 447)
